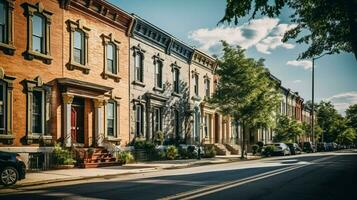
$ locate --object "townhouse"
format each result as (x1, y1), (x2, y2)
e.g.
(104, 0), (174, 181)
(0, 0), (133, 167)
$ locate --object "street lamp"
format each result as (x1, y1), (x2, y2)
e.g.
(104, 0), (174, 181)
(311, 52), (332, 145)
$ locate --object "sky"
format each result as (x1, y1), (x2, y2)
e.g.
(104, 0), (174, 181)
(110, 0), (357, 115)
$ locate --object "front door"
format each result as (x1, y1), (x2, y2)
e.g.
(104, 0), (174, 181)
(71, 98), (84, 144)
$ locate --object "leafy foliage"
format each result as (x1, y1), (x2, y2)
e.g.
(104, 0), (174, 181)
(220, 0), (357, 60)
(117, 151), (134, 164)
(274, 115), (303, 142)
(251, 144), (259, 155)
(203, 146), (216, 158)
(262, 145), (275, 157)
(166, 145), (178, 160)
(209, 41), (281, 158)
(52, 143), (76, 165)
(346, 104), (357, 133)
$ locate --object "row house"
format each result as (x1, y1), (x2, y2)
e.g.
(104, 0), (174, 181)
(129, 15), (192, 143)
(0, 0), (133, 167)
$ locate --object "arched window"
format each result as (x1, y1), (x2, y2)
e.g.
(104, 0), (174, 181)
(135, 52), (143, 82)
(74, 30), (84, 64)
(107, 43), (116, 74)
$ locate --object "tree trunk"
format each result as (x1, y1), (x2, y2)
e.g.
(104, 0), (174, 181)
(241, 120), (245, 159)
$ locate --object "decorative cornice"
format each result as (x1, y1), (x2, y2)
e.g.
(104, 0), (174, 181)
(132, 17), (172, 50)
(191, 49), (217, 71)
(170, 39), (194, 62)
(62, 0), (133, 34)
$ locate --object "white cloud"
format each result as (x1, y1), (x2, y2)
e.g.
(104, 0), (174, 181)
(325, 91), (357, 115)
(189, 17), (296, 55)
(286, 60), (312, 70)
(292, 79), (302, 83)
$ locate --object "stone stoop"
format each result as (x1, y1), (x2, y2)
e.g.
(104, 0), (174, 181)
(80, 147), (120, 168)
(212, 143), (231, 156)
(225, 143), (240, 155)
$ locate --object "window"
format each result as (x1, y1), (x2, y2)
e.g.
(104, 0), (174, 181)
(153, 108), (162, 133)
(66, 19), (90, 73)
(106, 43), (116, 74)
(107, 101), (116, 137)
(155, 60), (163, 88)
(32, 14), (45, 53)
(204, 115), (209, 138)
(0, 82), (6, 131)
(205, 79), (210, 98)
(0, 0), (15, 55)
(74, 30), (84, 65)
(173, 68), (180, 93)
(23, 2), (52, 63)
(135, 104), (144, 136)
(174, 110), (179, 138)
(0, 0), (7, 44)
(194, 74), (199, 96)
(32, 90), (44, 134)
(135, 52), (143, 82)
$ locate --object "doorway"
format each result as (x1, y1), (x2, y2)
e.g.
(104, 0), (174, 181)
(71, 97), (85, 145)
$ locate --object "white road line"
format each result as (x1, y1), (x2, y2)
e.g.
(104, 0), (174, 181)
(159, 155), (336, 200)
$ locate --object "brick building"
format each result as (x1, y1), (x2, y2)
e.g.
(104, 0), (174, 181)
(0, 0), (133, 168)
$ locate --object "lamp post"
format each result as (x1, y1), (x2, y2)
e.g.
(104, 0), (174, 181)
(311, 52), (332, 145)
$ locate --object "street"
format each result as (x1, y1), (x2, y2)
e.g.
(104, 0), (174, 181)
(1, 150), (356, 200)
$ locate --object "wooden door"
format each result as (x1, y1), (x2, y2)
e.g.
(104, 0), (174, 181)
(71, 99), (85, 144)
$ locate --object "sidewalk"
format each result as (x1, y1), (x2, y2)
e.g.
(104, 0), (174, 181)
(12, 155), (261, 188)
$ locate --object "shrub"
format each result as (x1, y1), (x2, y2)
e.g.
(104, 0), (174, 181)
(203, 146), (216, 158)
(252, 144), (259, 155)
(117, 151), (134, 164)
(153, 131), (164, 145)
(262, 145), (276, 157)
(52, 143), (76, 165)
(178, 146), (189, 159)
(166, 145), (178, 160)
(155, 149), (166, 160)
(187, 145), (198, 159)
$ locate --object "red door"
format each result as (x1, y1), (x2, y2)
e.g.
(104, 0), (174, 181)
(71, 98), (85, 144)
(71, 107), (77, 143)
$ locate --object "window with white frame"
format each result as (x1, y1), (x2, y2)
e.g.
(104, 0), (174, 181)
(74, 30), (85, 65)
(107, 101), (116, 137)
(135, 52), (144, 82)
(106, 43), (116, 74)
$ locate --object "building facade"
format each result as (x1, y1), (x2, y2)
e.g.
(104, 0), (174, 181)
(0, 0), (133, 167)
(129, 16), (193, 144)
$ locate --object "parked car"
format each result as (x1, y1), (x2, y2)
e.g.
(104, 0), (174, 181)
(326, 142), (338, 151)
(0, 151), (26, 186)
(317, 142), (328, 152)
(286, 143), (302, 155)
(262, 143), (291, 156)
(301, 142), (316, 153)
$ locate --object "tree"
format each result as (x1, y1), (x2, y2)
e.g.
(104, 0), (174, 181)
(220, 0), (357, 61)
(336, 128), (356, 145)
(209, 41), (281, 159)
(346, 104), (357, 133)
(274, 115), (303, 143)
(316, 101), (341, 142)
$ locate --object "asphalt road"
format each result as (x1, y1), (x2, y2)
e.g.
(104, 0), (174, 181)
(1, 150), (356, 200)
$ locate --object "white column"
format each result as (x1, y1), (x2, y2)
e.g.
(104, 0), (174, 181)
(94, 99), (104, 147)
(63, 94), (73, 147)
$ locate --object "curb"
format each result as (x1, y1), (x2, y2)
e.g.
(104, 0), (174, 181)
(1, 157), (261, 190)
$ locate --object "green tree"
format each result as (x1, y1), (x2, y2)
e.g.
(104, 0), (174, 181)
(220, 0), (357, 61)
(274, 115), (303, 143)
(209, 41), (280, 159)
(336, 128), (356, 145)
(346, 104), (357, 133)
(316, 101), (341, 142)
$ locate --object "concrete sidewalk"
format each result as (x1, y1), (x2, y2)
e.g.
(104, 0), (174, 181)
(11, 155), (260, 188)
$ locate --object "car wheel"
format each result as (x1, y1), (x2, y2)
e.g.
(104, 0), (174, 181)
(0, 167), (19, 186)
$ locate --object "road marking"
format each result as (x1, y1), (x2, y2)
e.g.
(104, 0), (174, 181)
(159, 155), (335, 200)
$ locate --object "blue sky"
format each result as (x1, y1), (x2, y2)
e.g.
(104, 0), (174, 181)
(110, 0), (357, 114)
